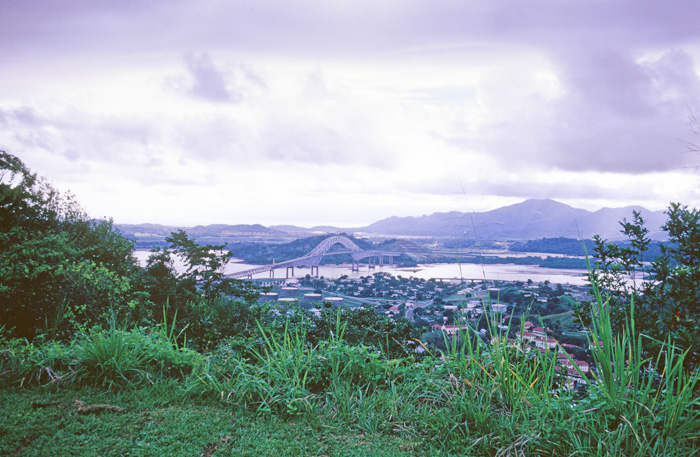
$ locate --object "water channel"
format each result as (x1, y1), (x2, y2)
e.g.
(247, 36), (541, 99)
(133, 251), (589, 285)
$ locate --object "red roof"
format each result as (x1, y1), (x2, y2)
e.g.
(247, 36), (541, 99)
(562, 359), (589, 367)
(534, 337), (558, 344)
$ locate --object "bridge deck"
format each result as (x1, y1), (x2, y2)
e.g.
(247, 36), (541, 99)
(225, 236), (402, 279)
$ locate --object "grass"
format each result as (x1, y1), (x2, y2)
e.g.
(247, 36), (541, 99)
(0, 387), (416, 457)
(2, 286), (699, 456)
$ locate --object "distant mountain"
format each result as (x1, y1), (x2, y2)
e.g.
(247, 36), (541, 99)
(117, 199), (670, 243)
(357, 199), (667, 240)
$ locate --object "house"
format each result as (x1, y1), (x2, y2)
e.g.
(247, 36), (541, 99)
(561, 359), (590, 373)
(516, 331), (536, 342)
(431, 324), (470, 335)
(534, 337), (559, 350)
(489, 303), (508, 313)
(555, 365), (587, 388)
(532, 327), (547, 338)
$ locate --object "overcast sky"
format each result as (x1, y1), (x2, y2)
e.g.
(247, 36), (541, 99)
(2, 0), (700, 227)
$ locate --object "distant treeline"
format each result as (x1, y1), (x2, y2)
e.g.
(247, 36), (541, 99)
(509, 237), (667, 259)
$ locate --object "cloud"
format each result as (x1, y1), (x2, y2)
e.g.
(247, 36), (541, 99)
(183, 52), (235, 103)
(3, 0), (700, 226)
(453, 47), (700, 176)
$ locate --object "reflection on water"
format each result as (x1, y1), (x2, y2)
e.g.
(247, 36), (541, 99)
(133, 251), (588, 285)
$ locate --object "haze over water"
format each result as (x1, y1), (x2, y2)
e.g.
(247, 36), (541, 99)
(133, 251), (588, 285)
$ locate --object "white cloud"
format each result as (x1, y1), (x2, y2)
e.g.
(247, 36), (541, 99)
(2, 1), (700, 226)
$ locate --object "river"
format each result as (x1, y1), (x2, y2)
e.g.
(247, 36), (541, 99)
(133, 251), (589, 285)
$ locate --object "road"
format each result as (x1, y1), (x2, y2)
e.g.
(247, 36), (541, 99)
(405, 299), (434, 319)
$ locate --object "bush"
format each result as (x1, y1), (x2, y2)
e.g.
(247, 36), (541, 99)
(0, 337), (77, 387)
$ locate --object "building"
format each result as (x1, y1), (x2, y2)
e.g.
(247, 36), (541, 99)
(431, 324), (470, 335)
(534, 337), (558, 350)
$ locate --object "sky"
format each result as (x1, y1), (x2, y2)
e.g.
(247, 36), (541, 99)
(2, 0), (700, 227)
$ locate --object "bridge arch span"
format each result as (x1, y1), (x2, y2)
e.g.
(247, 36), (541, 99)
(307, 236), (361, 257)
(226, 235), (400, 279)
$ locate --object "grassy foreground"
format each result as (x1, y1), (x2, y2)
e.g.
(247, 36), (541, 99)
(0, 386), (417, 457)
(2, 292), (699, 456)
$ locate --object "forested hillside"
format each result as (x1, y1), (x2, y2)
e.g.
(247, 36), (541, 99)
(2, 152), (699, 456)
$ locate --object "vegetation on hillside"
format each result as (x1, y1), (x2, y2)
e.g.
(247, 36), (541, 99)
(1, 151), (699, 456)
(579, 209), (700, 367)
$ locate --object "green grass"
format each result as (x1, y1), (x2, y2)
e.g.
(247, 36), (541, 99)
(0, 387), (417, 457)
(2, 290), (699, 456)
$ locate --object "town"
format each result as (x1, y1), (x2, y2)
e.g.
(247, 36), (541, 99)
(252, 270), (594, 388)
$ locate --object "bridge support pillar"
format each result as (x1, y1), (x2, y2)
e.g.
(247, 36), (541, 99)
(368, 257), (375, 269)
(286, 266), (294, 278)
(351, 260), (359, 272)
(269, 269), (275, 279)
(379, 256), (384, 267)
(311, 265), (319, 277)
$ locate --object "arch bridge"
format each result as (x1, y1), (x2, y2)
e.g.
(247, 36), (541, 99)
(226, 235), (401, 279)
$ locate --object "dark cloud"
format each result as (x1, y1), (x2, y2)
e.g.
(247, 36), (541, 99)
(447, 46), (700, 175)
(548, 48), (700, 173)
(166, 53), (266, 104)
(184, 52), (235, 103)
(1, 0), (695, 63)
(3, 0), (700, 221)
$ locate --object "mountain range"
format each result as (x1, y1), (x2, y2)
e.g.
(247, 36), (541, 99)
(116, 199), (669, 242)
(353, 199), (668, 240)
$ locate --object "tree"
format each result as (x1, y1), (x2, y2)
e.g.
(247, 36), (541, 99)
(164, 229), (234, 300)
(583, 205), (700, 367)
(0, 151), (140, 338)
(138, 229), (264, 348)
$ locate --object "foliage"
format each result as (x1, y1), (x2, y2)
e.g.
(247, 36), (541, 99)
(1, 319), (203, 389)
(164, 229), (234, 300)
(581, 206), (700, 366)
(0, 152), (141, 338)
(178, 295), (274, 351)
(3, 151), (699, 455)
(578, 277), (700, 450)
(138, 229), (267, 349)
(3, 299), (699, 456)
(306, 304), (418, 359)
